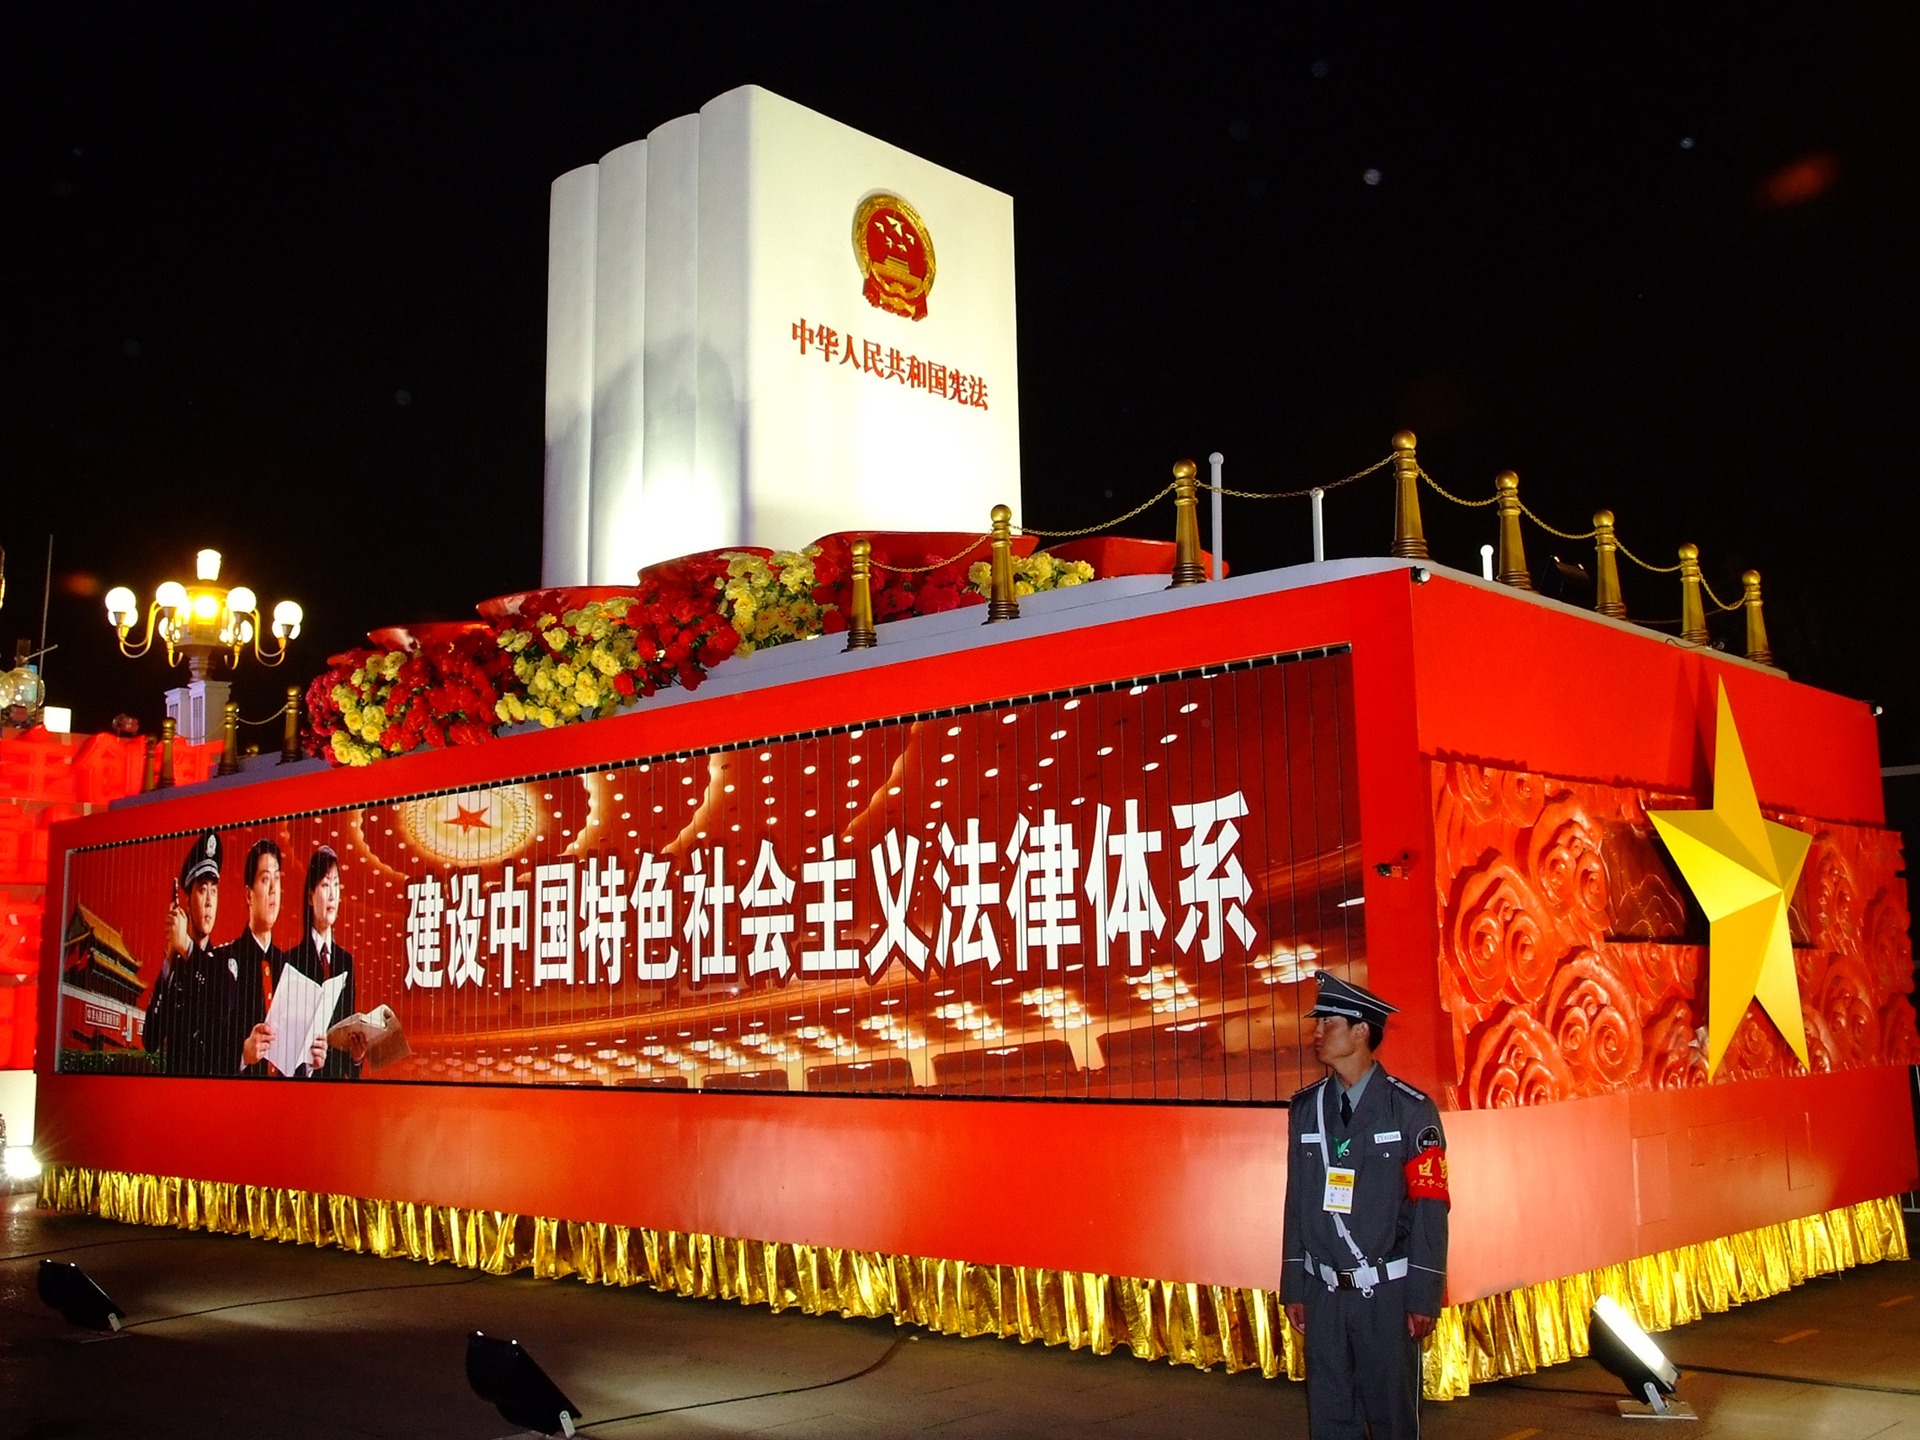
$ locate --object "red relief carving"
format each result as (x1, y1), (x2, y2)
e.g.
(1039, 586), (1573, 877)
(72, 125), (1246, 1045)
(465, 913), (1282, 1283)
(1432, 761), (1917, 1109)
(1465, 1009), (1576, 1107)
(1543, 947), (1642, 1089)
(1863, 885), (1914, 996)
(1642, 997), (1709, 1090)
(1449, 862), (1550, 1007)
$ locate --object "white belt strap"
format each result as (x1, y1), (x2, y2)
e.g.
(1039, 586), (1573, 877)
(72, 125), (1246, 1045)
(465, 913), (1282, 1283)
(1304, 1250), (1409, 1294)
(1314, 1083), (1371, 1269)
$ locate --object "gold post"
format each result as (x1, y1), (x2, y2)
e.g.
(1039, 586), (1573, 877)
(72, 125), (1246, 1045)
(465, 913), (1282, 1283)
(845, 539), (877, 650)
(141, 736), (156, 793)
(1678, 544), (1708, 644)
(1592, 510), (1625, 618)
(158, 716), (176, 789)
(1742, 570), (1773, 666)
(219, 701), (241, 775)
(1170, 459), (1205, 587)
(281, 686), (301, 762)
(986, 504), (1019, 623)
(1494, 471), (1533, 590)
(1390, 430), (1428, 560)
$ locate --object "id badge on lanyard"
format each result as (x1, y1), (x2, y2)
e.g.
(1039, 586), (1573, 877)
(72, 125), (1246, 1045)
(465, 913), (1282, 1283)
(1322, 1166), (1356, 1214)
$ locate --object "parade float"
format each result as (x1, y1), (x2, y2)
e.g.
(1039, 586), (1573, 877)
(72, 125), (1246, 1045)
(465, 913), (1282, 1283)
(28, 86), (1914, 1398)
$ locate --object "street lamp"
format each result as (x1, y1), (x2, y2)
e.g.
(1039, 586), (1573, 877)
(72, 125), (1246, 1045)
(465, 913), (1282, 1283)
(105, 548), (302, 678)
(104, 550), (303, 742)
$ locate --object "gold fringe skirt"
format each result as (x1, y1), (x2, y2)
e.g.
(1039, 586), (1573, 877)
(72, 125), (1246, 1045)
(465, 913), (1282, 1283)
(39, 1166), (1908, 1399)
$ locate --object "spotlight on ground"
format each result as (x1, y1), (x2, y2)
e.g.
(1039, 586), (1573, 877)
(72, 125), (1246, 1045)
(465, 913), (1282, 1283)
(37, 1260), (124, 1332)
(1589, 1294), (1696, 1420)
(466, 1331), (581, 1437)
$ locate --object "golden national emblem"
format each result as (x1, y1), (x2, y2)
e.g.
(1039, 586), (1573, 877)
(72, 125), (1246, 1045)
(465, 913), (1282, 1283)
(854, 193), (935, 320)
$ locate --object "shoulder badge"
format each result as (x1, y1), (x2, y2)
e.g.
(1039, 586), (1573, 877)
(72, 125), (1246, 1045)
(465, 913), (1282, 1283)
(1388, 1075), (1430, 1102)
(1288, 1077), (1327, 1105)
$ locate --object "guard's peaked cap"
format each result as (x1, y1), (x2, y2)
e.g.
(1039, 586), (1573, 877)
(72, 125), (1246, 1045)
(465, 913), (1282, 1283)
(1306, 972), (1397, 1028)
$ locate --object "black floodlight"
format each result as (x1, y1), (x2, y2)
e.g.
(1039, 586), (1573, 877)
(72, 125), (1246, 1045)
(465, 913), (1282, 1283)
(466, 1330), (582, 1437)
(37, 1260), (124, 1332)
(1589, 1295), (1696, 1420)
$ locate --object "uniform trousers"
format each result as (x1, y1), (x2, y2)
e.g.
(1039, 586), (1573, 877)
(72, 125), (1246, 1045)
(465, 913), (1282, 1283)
(1302, 1274), (1421, 1439)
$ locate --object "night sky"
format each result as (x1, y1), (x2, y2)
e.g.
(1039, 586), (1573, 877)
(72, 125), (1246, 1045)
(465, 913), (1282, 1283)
(6, 7), (1915, 780)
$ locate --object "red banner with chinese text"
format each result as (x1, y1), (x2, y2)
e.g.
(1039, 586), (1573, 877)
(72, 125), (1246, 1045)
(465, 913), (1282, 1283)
(58, 649), (1363, 1100)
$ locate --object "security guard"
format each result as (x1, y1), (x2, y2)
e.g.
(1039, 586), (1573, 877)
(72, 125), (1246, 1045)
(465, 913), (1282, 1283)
(1282, 973), (1449, 1439)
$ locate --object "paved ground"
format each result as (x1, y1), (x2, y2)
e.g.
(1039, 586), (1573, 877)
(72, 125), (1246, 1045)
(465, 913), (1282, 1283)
(2, 1192), (1916, 1438)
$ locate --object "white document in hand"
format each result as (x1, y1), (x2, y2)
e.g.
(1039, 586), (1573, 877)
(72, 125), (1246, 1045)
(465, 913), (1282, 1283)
(263, 966), (349, 1076)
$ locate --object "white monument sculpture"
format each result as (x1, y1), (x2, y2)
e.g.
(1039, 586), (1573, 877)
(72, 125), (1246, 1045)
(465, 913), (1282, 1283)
(543, 85), (1022, 586)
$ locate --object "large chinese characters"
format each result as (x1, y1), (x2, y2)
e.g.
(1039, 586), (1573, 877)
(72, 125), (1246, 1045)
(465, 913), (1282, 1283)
(397, 797), (1259, 993)
(63, 651), (1366, 1100)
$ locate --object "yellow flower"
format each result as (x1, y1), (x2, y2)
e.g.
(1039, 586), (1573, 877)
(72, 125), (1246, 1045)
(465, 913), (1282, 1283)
(359, 704), (385, 734)
(537, 706), (558, 727)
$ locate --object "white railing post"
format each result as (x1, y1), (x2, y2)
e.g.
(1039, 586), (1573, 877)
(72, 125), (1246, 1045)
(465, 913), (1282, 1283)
(1207, 452), (1225, 580)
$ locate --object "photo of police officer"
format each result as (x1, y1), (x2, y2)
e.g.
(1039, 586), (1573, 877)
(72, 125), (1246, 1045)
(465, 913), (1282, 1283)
(142, 831), (238, 1076)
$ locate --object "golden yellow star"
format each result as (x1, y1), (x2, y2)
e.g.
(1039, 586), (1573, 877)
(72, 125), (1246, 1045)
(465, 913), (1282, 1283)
(1649, 682), (1812, 1077)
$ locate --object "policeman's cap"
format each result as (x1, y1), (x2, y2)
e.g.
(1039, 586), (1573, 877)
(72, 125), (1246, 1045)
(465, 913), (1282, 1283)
(180, 831), (222, 889)
(1306, 972), (1397, 1029)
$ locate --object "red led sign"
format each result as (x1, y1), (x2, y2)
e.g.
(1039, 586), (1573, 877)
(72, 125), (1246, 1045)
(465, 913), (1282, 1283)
(60, 649), (1362, 1101)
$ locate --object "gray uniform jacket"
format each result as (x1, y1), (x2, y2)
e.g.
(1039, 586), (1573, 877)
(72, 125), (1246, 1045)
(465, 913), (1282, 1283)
(1280, 1067), (1449, 1317)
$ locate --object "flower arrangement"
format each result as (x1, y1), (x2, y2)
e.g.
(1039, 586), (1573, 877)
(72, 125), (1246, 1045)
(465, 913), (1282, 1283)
(967, 550), (1094, 599)
(495, 557), (741, 729)
(300, 537), (1107, 766)
(311, 629), (512, 766)
(719, 547), (839, 653)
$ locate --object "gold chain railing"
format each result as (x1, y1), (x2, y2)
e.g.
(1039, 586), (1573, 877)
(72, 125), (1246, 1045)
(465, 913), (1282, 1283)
(1406, 445), (1773, 663)
(841, 429), (1778, 669)
(1017, 483), (1180, 540)
(1199, 455), (1394, 501)
(867, 535), (996, 575)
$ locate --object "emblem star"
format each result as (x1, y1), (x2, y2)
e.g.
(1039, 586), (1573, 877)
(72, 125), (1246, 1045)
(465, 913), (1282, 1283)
(447, 803), (492, 832)
(1649, 683), (1812, 1077)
